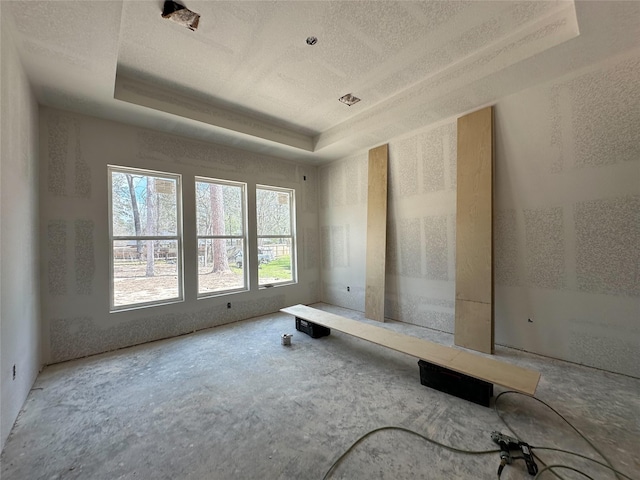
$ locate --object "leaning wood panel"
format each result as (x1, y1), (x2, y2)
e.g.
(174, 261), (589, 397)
(454, 299), (492, 352)
(281, 305), (540, 395)
(365, 144), (389, 322)
(455, 106), (494, 354)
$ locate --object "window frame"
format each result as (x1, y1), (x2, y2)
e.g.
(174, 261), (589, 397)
(108, 165), (184, 312)
(195, 176), (249, 298)
(256, 184), (297, 288)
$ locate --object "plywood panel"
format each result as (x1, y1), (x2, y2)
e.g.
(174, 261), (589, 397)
(455, 106), (494, 353)
(454, 299), (493, 354)
(282, 305), (540, 395)
(365, 144), (389, 322)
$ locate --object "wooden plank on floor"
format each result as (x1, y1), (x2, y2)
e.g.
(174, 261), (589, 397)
(281, 304), (540, 395)
(365, 144), (389, 322)
(455, 106), (494, 354)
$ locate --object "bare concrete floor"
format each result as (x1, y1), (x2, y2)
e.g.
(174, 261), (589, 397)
(2, 304), (639, 479)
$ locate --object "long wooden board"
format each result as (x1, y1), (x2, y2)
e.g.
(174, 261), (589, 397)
(365, 144), (389, 322)
(282, 304), (539, 396)
(455, 106), (494, 354)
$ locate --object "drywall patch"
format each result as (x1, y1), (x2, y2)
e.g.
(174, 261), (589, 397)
(344, 154), (367, 206)
(74, 134), (91, 198)
(523, 207), (566, 289)
(137, 130), (246, 174)
(48, 114), (69, 196)
(344, 160), (359, 205)
(75, 220), (95, 295)
(446, 214), (456, 281)
(424, 215), (448, 281)
(370, 0), (460, 95)
(420, 127), (445, 193)
(46, 113), (90, 197)
(386, 221), (399, 276)
(386, 294), (455, 333)
(450, 17), (502, 60)
(345, 225), (351, 269)
(575, 195), (640, 297)
(320, 13), (381, 77)
(190, 296), (286, 332)
(570, 57), (640, 168)
(331, 225), (347, 268)
(412, 1), (468, 33)
(398, 218), (421, 278)
(320, 226), (331, 269)
(322, 282), (365, 312)
(413, 310), (455, 334)
(510, 1), (561, 26)
(495, 209), (520, 286)
(449, 213), (457, 273)
(446, 123), (457, 190)
(319, 167), (331, 210)
(390, 136), (418, 198)
(47, 220), (67, 295)
(50, 316), (94, 361)
(302, 170), (318, 214)
(549, 85), (564, 173)
(430, 17), (570, 93)
(303, 227), (319, 270)
(50, 296), (286, 363)
(329, 163), (346, 208)
(568, 326), (639, 378)
(251, 157), (298, 182)
(358, 154), (369, 205)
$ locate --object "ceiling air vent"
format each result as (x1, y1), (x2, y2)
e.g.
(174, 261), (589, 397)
(339, 94), (361, 106)
(162, 1), (200, 31)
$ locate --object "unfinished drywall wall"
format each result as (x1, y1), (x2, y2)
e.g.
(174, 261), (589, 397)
(0, 10), (41, 448)
(39, 108), (320, 364)
(320, 120), (457, 329)
(320, 48), (640, 378)
(319, 153), (369, 311)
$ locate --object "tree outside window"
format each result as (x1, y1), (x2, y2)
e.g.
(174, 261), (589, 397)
(196, 178), (247, 296)
(256, 185), (296, 287)
(109, 166), (183, 310)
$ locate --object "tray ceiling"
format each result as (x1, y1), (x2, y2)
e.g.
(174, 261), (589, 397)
(3, 1), (640, 163)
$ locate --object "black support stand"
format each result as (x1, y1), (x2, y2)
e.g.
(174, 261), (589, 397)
(418, 360), (493, 407)
(295, 317), (331, 338)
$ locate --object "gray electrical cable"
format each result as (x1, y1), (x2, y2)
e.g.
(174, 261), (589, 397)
(322, 391), (637, 480)
(321, 425), (500, 480)
(494, 391), (629, 480)
(534, 464), (596, 480)
(531, 447), (636, 480)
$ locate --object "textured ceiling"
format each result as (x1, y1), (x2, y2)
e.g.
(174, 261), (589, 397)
(3, 1), (640, 164)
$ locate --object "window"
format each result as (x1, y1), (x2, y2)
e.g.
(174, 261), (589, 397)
(256, 185), (296, 287)
(109, 166), (183, 310)
(196, 177), (247, 296)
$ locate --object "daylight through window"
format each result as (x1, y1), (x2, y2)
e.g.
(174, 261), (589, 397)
(196, 177), (248, 296)
(109, 166), (183, 310)
(256, 185), (297, 287)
